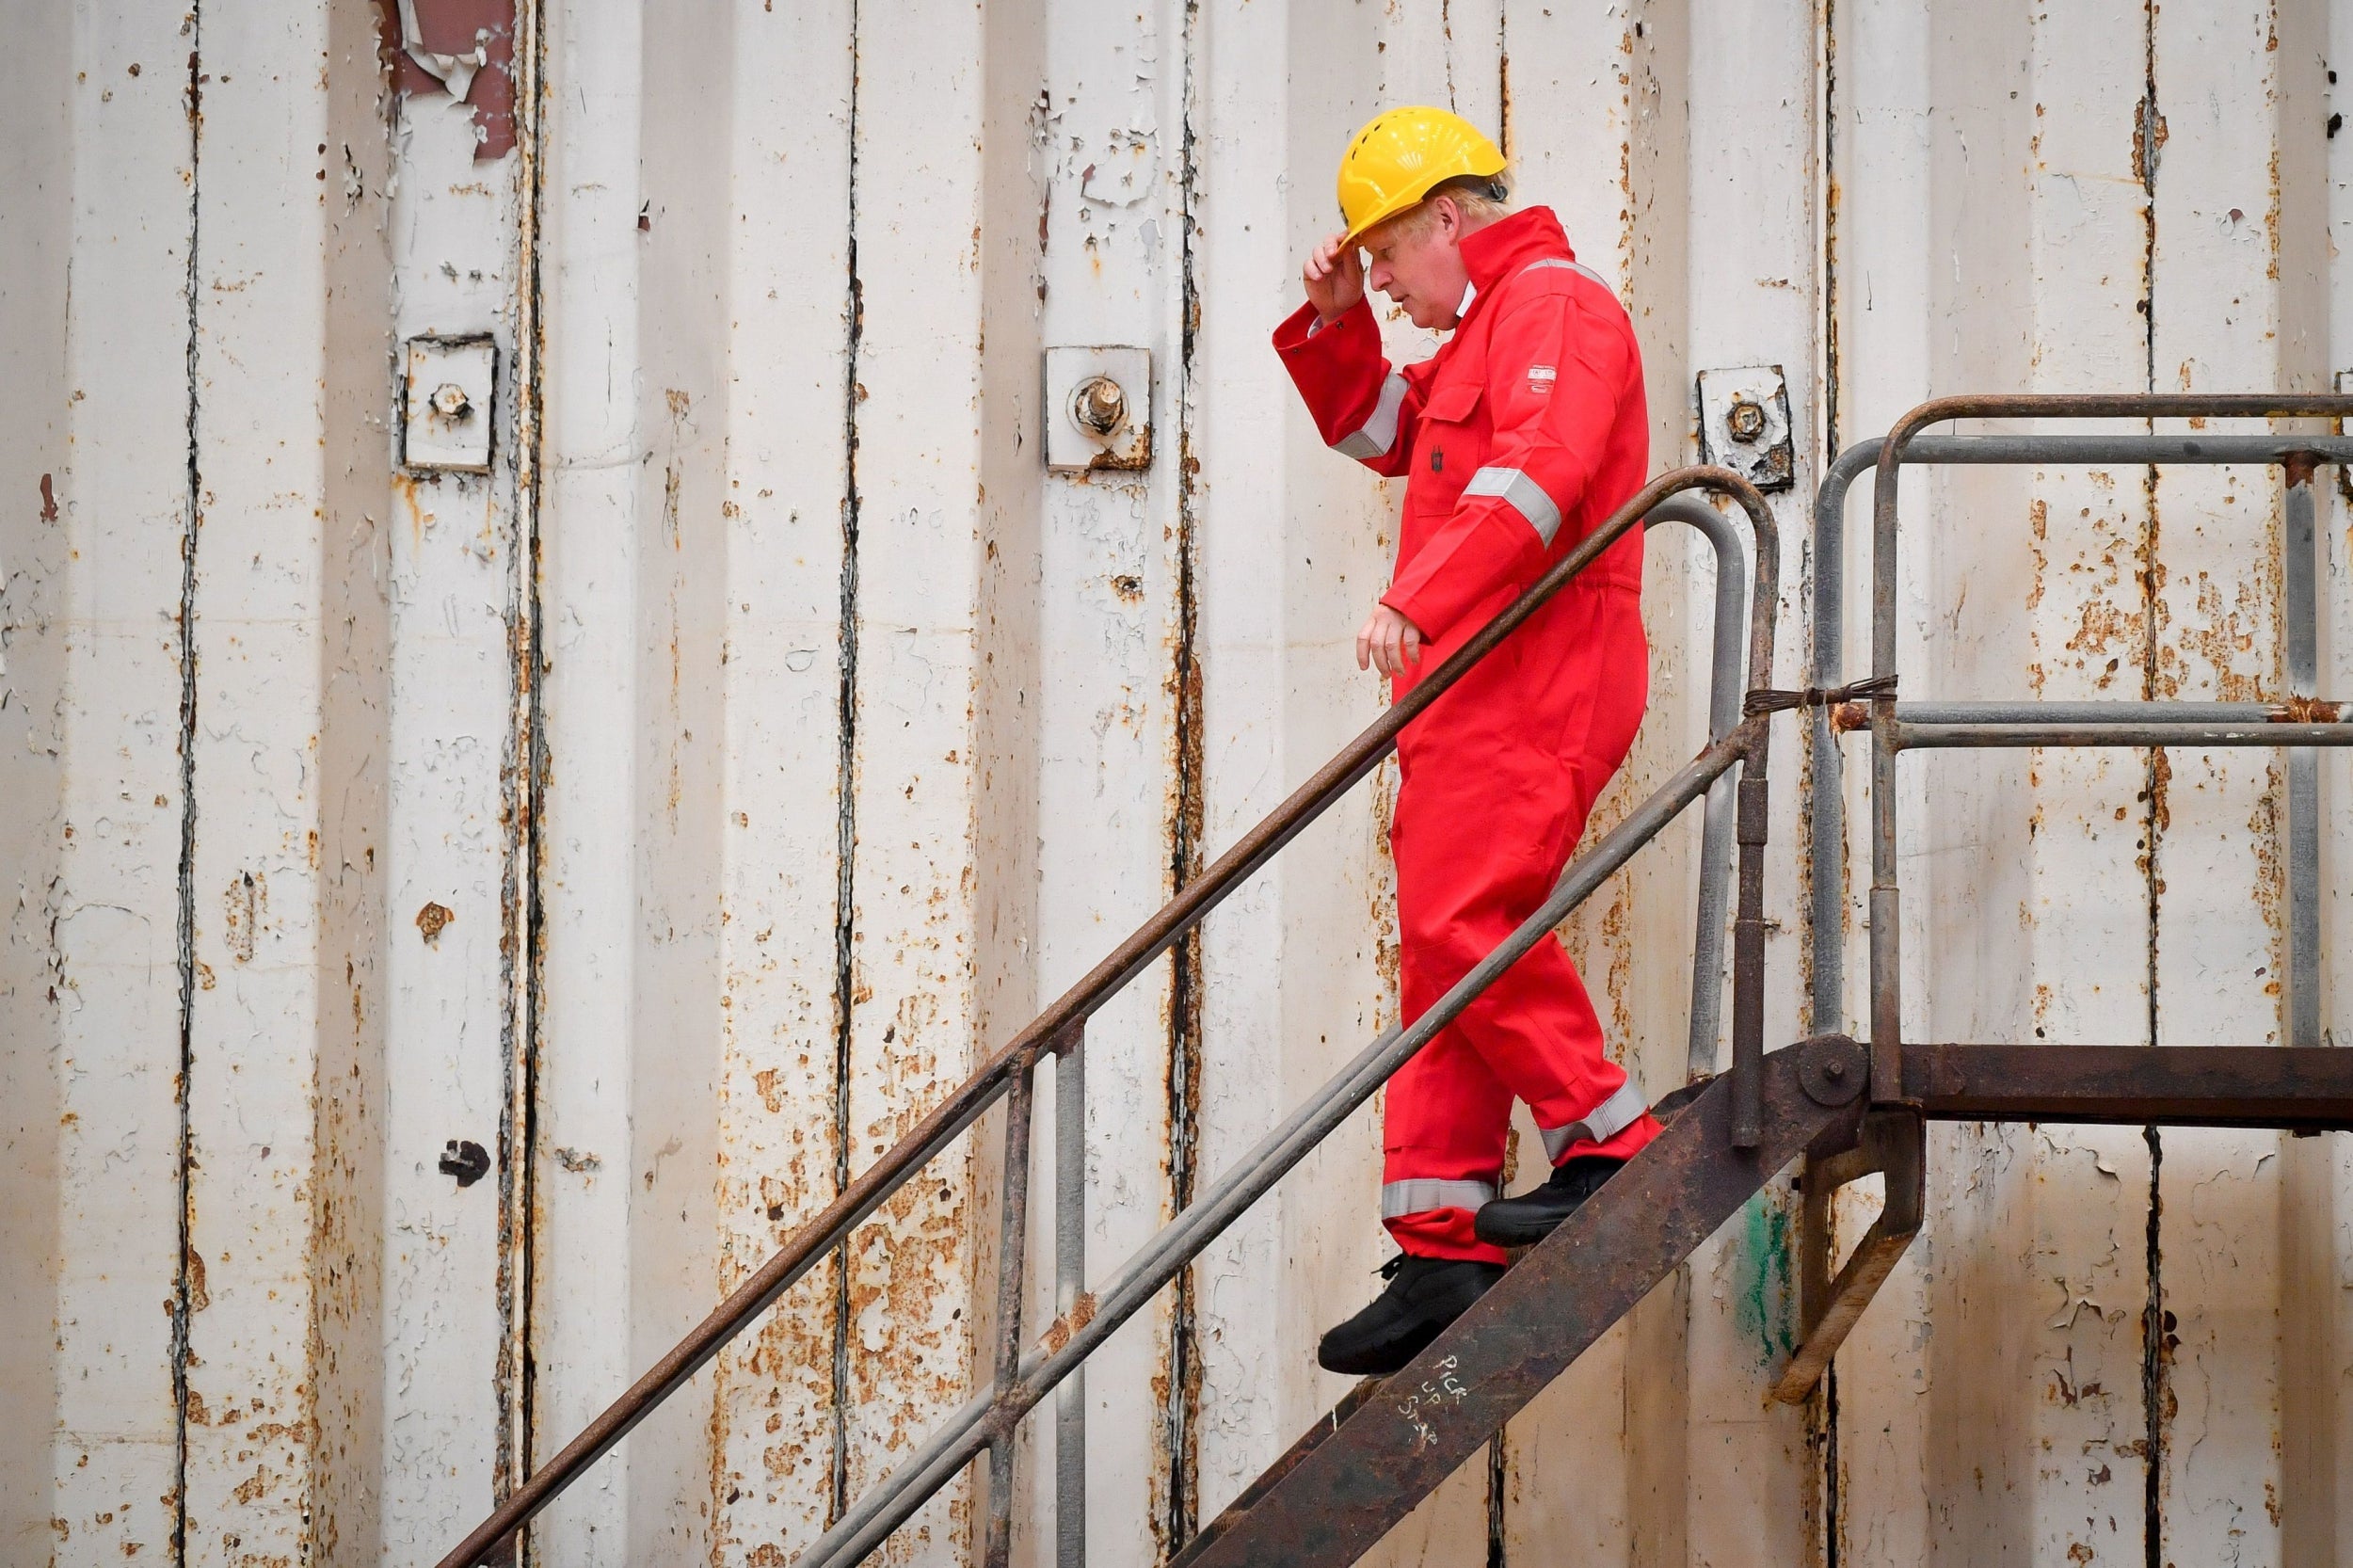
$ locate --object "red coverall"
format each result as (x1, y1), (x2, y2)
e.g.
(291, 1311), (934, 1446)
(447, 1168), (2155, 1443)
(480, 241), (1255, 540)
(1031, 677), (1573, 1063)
(1274, 206), (1659, 1263)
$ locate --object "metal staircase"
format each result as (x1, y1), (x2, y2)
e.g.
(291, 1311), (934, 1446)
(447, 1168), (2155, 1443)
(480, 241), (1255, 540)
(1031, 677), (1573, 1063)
(439, 394), (2353, 1568)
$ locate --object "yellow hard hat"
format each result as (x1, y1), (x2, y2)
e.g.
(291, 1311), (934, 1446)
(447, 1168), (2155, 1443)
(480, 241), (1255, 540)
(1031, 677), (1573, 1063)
(1336, 106), (1507, 246)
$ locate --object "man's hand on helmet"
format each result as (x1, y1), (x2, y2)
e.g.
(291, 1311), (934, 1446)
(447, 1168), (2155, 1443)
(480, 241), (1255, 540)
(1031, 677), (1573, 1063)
(1303, 232), (1366, 326)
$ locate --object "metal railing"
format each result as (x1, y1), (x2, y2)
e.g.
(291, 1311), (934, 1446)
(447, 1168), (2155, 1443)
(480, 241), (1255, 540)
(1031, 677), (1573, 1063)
(1795, 396), (2353, 1098)
(437, 465), (1781, 1568)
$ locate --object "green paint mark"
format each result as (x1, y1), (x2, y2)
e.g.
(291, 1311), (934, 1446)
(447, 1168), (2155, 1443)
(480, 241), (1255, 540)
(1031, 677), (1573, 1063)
(1732, 1191), (1796, 1368)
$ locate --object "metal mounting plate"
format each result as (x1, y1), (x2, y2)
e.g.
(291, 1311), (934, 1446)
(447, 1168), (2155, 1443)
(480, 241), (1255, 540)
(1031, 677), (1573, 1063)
(1697, 365), (1795, 491)
(403, 335), (497, 473)
(1045, 344), (1151, 472)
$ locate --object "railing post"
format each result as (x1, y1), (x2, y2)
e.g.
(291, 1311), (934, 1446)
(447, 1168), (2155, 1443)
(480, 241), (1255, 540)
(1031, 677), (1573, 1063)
(983, 1048), (1040, 1568)
(1051, 1020), (1086, 1568)
(1642, 498), (1753, 1080)
(1730, 767), (1771, 1147)
(2282, 455), (2324, 1048)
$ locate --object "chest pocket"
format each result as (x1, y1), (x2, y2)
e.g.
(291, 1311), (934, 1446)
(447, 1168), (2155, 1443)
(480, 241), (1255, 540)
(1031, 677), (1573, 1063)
(1411, 381), (1483, 513)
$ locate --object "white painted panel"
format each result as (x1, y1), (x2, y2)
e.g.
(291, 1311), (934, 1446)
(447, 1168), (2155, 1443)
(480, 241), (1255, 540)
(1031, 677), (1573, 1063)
(376, 46), (523, 1560)
(181, 5), (335, 1560)
(706, 0), (856, 1559)
(2148, 3), (2307, 1559)
(623, 4), (734, 1559)
(531, 0), (650, 1556)
(0, 0), (72, 1553)
(313, 8), (399, 1561)
(1032, 0), (1189, 1551)
(1680, 2), (1818, 1560)
(2304, 4), (2353, 1555)
(1189, 0), (1359, 1533)
(836, 1), (1005, 1558)
(1817, 3), (1937, 1558)
(40, 6), (196, 1561)
(1189, 0), (1412, 1551)
(1492, 7), (1695, 1562)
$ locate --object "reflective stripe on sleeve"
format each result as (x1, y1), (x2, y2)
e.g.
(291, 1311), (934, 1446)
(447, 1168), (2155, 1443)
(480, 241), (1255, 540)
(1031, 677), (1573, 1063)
(1462, 465), (1563, 545)
(1334, 373), (1410, 460)
(1537, 1080), (1651, 1162)
(1379, 1177), (1498, 1219)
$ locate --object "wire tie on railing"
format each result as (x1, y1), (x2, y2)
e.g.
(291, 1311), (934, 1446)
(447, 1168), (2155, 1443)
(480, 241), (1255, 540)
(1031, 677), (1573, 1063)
(1742, 673), (1897, 719)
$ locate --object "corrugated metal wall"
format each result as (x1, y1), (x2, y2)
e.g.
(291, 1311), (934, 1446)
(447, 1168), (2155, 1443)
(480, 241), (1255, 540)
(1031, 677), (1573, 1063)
(4, 1), (2350, 1564)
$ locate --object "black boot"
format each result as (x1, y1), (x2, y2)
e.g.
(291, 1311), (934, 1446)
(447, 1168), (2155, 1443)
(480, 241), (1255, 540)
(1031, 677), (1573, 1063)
(1472, 1156), (1625, 1247)
(1316, 1254), (1505, 1377)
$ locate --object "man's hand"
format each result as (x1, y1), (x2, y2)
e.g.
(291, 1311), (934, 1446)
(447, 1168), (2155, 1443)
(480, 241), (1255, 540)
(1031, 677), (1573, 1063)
(1303, 232), (1366, 325)
(1356, 602), (1425, 678)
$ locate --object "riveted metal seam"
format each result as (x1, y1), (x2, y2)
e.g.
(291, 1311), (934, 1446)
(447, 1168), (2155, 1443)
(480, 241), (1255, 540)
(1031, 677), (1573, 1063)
(172, 15), (205, 1562)
(828, 0), (864, 1529)
(499, 0), (551, 1545)
(1165, 0), (1209, 1548)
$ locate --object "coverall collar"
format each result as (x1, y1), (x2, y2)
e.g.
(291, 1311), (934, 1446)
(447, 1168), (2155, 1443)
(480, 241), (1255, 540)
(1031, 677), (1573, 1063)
(1456, 206), (1575, 322)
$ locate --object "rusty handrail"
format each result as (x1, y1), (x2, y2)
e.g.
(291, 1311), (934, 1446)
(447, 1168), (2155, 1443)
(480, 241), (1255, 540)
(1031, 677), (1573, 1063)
(437, 464), (1777, 1568)
(1862, 393), (2353, 1093)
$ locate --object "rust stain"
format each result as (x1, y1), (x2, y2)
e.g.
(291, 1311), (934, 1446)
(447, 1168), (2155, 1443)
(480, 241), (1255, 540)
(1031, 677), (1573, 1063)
(415, 900), (455, 947)
(2277, 694), (2339, 722)
(2154, 569), (2267, 701)
(1369, 761), (1402, 1023)
(2249, 768), (2285, 980)
(39, 472), (59, 522)
(2131, 96), (2168, 184)
(223, 872), (265, 964)
(2146, 748), (2173, 840)
(1040, 1289), (1099, 1355)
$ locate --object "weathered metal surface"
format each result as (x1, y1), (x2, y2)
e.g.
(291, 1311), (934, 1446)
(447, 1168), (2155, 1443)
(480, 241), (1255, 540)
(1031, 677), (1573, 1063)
(528, 0), (672, 1559)
(0, 2), (72, 1551)
(704, 1), (855, 1563)
(17, 4), (198, 1560)
(181, 7), (362, 1561)
(1670, 10), (1822, 1564)
(10, 4), (2353, 1565)
(1902, 1044), (2353, 1129)
(374, 3), (531, 1555)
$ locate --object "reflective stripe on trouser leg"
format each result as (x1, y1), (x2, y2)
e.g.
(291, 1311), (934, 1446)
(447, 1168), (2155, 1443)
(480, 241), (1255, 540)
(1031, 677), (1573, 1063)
(1380, 1178), (1499, 1219)
(1334, 373), (1409, 459)
(1536, 1080), (1650, 1163)
(1462, 466), (1562, 545)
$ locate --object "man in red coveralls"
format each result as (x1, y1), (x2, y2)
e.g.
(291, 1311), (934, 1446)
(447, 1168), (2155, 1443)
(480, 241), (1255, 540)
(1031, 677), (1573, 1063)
(1275, 107), (1660, 1375)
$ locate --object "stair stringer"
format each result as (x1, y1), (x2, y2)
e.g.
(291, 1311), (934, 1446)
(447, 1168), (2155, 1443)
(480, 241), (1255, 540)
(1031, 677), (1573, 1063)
(1174, 1034), (1868, 1568)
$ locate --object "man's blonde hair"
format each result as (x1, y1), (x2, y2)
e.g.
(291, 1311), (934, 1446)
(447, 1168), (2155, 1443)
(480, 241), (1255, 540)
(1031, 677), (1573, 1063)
(1369, 174), (1511, 246)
